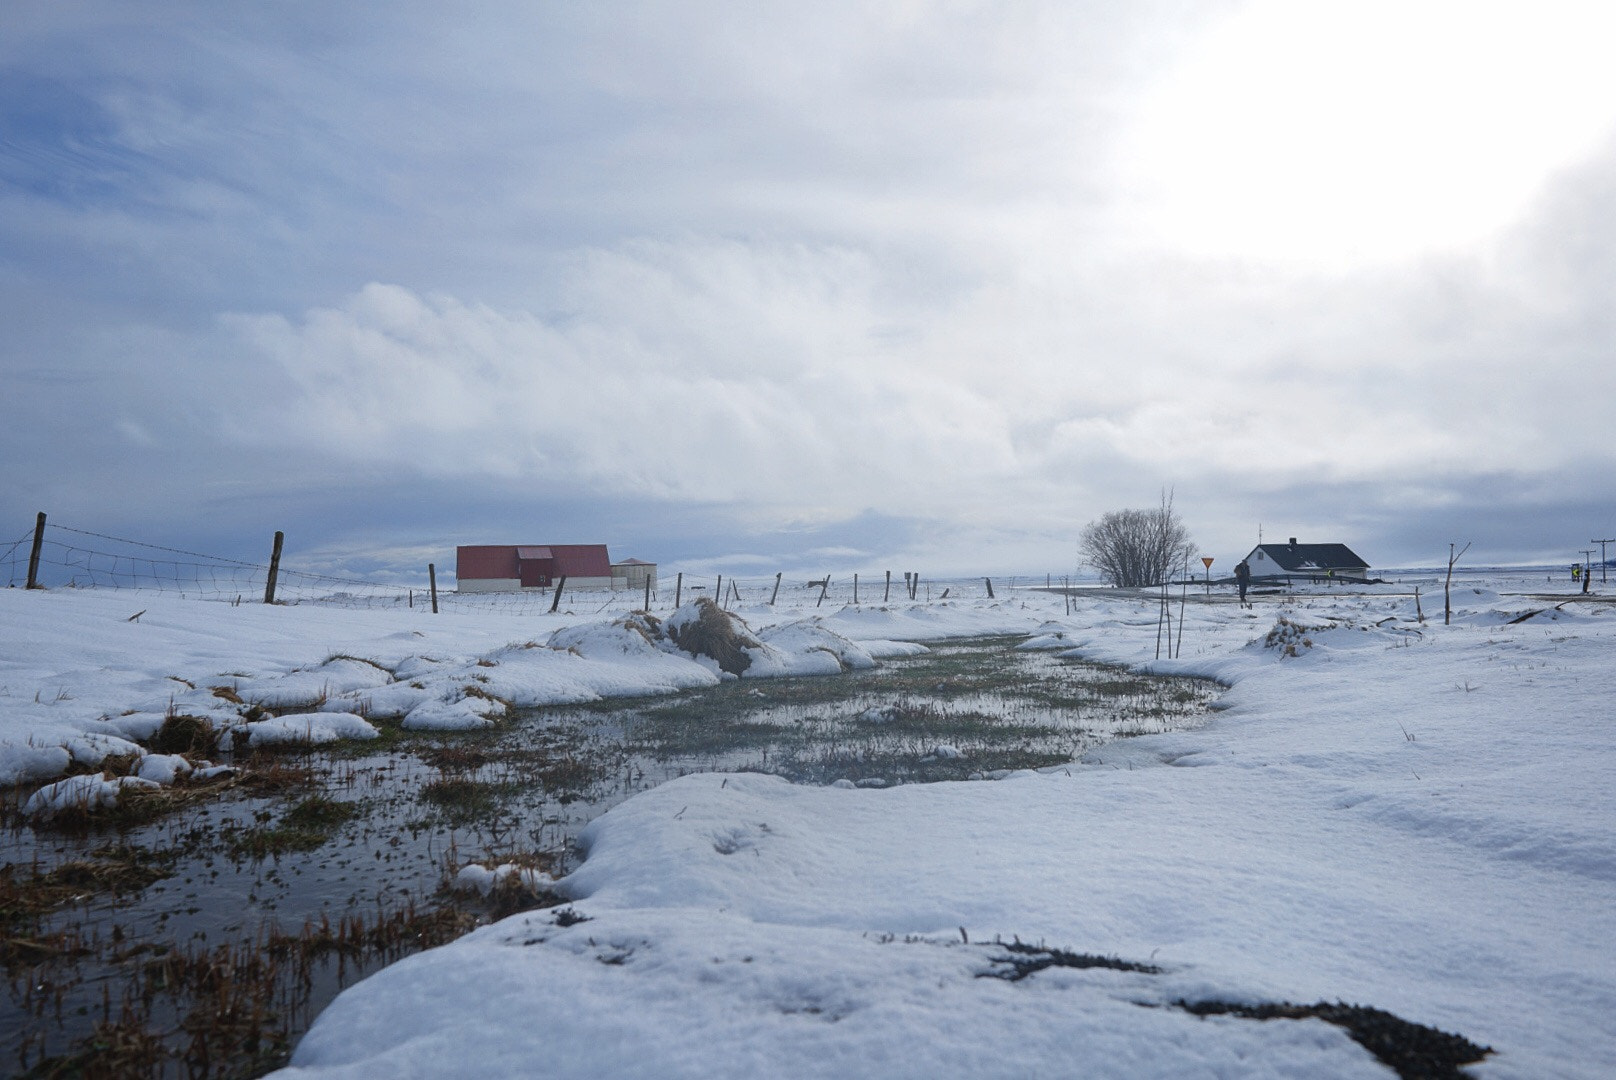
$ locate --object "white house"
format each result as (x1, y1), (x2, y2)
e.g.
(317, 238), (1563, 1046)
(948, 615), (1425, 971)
(1241, 539), (1370, 582)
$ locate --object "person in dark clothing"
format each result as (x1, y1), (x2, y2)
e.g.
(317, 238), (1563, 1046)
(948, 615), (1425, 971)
(1235, 560), (1251, 607)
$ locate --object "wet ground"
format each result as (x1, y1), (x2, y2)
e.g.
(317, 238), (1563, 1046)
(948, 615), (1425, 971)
(2, 637), (1219, 1078)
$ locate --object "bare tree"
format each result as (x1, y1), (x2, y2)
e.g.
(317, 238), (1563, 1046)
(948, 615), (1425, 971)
(1444, 541), (1470, 626)
(1079, 491), (1196, 588)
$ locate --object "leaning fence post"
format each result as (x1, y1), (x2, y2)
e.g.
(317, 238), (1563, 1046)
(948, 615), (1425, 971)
(817, 575), (830, 607)
(428, 563), (439, 614)
(770, 572), (782, 606)
(884, 570), (891, 603)
(26, 512), (46, 589)
(984, 577), (994, 599)
(550, 575), (567, 613)
(263, 530), (284, 604)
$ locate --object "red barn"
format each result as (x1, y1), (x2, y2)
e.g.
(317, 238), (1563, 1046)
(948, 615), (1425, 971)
(455, 544), (614, 593)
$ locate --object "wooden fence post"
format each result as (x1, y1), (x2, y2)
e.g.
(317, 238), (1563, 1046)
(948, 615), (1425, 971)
(770, 572), (782, 606)
(716, 574), (723, 608)
(550, 575), (567, 613)
(263, 531), (284, 604)
(675, 572), (683, 608)
(428, 563), (439, 614)
(984, 577), (994, 599)
(853, 573), (859, 605)
(26, 512), (46, 589)
(884, 570), (891, 603)
(817, 575), (830, 607)
(643, 575), (652, 611)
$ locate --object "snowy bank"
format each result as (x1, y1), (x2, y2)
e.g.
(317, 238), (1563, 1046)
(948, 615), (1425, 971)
(275, 585), (1616, 1079)
(1, 590), (978, 808)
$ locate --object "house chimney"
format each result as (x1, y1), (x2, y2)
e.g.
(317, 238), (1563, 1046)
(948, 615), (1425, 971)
(1288, 537), (1297, 546)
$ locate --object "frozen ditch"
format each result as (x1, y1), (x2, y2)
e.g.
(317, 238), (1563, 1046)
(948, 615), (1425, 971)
(3, 636), (1219, 1077)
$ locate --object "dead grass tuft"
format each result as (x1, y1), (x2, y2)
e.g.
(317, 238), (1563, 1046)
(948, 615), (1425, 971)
(668, 598), (758, 676)
(152, 713), (216, 756)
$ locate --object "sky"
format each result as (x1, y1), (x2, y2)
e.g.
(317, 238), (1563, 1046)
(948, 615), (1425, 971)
(5, 0), (1616, 582)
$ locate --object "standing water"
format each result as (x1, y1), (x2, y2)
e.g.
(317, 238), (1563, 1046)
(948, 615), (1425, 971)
(2, 637), (1218, 1076)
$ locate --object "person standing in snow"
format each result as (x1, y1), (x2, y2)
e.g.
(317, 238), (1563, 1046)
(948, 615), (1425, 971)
(1235, 560), (1251, 607)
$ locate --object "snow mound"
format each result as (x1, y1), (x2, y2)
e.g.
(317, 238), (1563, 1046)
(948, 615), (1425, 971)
(666, 598), (766, 676)
(401, 694), (505, 731)
(751, 619), (875, 676)
(452, 862), (555, 896)
(242, 711), (380, 746)
(858, 639), (929, 658)
(1017, 622), (1075, 650)
(24, 773), (160, 818)
(63, 731), (143, 767)
(663, 600), (879, 678)
(547, 614), (667, 661)
(0, 744), (73, 786)
(135, 752), (194, 784)
(232, 657), (395, 709)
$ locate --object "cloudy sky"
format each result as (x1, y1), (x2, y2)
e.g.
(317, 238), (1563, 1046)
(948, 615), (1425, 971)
(5, 1), (1615, 581)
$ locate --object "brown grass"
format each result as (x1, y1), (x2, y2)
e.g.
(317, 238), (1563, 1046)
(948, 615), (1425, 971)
(668, 597), (759, 676)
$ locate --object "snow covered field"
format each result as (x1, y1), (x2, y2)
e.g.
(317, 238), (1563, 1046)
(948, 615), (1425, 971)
(3, 574), (1613, 1078)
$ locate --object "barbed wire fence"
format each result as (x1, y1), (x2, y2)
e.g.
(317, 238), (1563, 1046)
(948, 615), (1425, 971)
(4, 516), (1067, 619)
(1, 521), (424, 607)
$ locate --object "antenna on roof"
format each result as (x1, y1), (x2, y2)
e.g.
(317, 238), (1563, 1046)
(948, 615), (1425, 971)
(1258, 523), (1262, 545)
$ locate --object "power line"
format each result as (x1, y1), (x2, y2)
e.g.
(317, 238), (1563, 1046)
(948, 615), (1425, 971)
(1593, 538), (1614, 585)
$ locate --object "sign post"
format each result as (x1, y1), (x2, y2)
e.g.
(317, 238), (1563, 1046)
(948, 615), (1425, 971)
(1201, 556), (1214, 597)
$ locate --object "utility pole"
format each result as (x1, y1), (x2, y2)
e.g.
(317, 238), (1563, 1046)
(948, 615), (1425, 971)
(1593, 538), (1614, 584)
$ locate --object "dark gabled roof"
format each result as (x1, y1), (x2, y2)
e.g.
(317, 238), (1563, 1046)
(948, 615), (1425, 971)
(1252, 542), (1369, 572)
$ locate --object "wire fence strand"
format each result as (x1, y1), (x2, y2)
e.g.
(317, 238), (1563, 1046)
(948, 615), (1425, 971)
(2, 520), (1055, 616)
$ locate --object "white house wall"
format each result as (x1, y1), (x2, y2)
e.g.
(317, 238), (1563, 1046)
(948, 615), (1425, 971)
(1244, 547), (1287, 579)
(457, 576), (617, 593)
(456, 577), (521, 594)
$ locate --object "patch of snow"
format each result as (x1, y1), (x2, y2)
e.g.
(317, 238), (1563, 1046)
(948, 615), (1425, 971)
(23, 773), (160, 818)
(242, 711), (379, 746)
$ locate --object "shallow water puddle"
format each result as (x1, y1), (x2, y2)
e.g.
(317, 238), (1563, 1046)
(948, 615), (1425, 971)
(3, 638), (1217, 1076)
